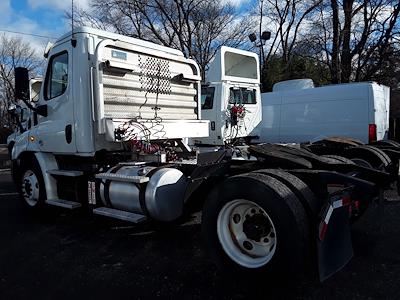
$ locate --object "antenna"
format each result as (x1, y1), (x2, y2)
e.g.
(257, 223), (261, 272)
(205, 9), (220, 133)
(71, 0), (77, 47)
(72, 0), (74, 34)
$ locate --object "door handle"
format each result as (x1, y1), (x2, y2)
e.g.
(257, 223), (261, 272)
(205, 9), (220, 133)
(65, 124), (72, 144)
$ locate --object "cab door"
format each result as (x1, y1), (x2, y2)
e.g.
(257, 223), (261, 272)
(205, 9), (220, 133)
(197, 84), (221, 145)
(35, 42), (76, 153)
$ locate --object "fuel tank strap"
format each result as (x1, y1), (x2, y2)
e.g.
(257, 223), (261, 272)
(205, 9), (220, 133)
(102, 165), (124, 208)
(103, 180), (113, 208)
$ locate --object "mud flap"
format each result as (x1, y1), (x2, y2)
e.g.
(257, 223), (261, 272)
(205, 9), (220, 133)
(397, 159), (400, 196)
(317, 195), (354, 281)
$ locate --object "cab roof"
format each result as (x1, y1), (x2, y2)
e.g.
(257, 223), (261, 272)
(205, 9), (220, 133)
(56, 26), (184, 57)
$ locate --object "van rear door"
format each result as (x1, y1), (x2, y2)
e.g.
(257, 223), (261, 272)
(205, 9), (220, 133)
(371, 84), (390, 140)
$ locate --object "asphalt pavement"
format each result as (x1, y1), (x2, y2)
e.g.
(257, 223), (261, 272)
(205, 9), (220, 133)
(0, 170), (400, 299)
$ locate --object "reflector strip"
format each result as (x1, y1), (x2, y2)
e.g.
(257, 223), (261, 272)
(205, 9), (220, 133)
(324, 205), (334, 223)
(319, 222), (328, 241)
(342, 196), (352, 206)
(319, 194), (353, 241)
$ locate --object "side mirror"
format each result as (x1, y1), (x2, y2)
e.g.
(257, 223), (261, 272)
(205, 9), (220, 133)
(15, 69), (47, 117)
(15, 67), (30, 101)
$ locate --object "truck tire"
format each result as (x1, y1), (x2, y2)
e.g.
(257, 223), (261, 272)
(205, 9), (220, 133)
(343, 145), (391, 171)
(321, 155), (355, 165)
(370, 140), (400, 149)
(251, 169), (319, 219)
(19, 159), (46, 212)
(202, 173), (310, 282)
(350, 158), (373, 168)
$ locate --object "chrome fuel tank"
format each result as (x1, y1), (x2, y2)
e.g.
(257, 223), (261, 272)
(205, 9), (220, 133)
(98, 164), (187, 221)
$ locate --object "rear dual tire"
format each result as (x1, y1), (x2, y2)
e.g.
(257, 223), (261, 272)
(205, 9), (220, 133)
(202, 173), (310, 282)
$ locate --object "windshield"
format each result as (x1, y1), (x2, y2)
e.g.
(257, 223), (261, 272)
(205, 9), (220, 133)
(229, 87), (257, 105)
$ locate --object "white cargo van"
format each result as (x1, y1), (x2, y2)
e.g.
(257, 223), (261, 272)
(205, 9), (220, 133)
(254, 79), (390, 144)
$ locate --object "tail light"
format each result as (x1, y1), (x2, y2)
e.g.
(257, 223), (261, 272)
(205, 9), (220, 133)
(368, 124), (377, 143)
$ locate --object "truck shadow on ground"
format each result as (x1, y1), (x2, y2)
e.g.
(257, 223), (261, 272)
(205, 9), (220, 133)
(0, 186), (400, 299)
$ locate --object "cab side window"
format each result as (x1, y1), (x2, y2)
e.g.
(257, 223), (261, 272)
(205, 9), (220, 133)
(45, 52), (68, 100)
(201, 86), (215, 109)
(229, 88), (257, 105)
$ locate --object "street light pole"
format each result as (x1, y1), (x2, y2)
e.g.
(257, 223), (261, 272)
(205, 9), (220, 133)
(259, 0), (265, 70)
(248, 29), (271, 87)
(249, 0), (270, 85)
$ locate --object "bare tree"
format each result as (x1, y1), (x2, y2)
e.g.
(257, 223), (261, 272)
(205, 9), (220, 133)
(262, 0), (322, 66)
(69, 0), (254, 79)
(0, 34), (42, 127)
(306, 0), (400, 83)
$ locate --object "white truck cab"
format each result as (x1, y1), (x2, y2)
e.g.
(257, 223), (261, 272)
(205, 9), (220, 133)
(12, 26), (209, 159)
(195, 47), (262, 146)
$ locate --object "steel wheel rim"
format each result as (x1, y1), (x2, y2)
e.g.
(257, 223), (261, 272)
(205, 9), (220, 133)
(217, 199), (277, 268)
(21, 170), (40, 207)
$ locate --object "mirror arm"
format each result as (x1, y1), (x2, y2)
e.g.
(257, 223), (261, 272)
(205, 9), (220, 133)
(18, 121), (25, 133)
(9, 112), (25, 133)
(35, 104), (48, 117)
(18, 98), (48, 117)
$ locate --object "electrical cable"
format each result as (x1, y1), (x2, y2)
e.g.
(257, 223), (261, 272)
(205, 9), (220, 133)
(114, 57), (173, 156)
(0, 29), (57, 40)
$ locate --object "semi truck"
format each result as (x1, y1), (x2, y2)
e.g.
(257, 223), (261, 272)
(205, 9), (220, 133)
(6, 27), (400, 282)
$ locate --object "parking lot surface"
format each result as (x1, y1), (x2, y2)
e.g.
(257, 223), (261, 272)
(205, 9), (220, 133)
(0, 170), (400, 299)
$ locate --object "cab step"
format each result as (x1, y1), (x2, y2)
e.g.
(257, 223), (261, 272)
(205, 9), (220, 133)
(93, 207), (147, 223)
(45, 199), (82, 209)
(95, 173), (149, 183)
(47, 170), (84, 177)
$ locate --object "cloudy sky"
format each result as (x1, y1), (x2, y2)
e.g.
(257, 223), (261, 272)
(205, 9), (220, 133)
(0, 0), (91, 53)
(0, 0), (253, 56)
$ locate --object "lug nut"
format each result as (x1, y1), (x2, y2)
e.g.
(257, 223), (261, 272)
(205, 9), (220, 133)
(243, 241), (253, 251)
(233, 214), (241, 224)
